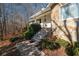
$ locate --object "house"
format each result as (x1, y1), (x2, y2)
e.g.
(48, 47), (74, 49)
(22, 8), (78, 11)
(29, 6), (52, 28)
(29, 3), (79, 42)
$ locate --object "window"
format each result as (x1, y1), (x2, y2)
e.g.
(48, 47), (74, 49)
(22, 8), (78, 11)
(60, 3), (79, 20)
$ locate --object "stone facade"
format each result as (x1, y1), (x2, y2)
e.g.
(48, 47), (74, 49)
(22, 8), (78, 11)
(51, 4), (79, 42)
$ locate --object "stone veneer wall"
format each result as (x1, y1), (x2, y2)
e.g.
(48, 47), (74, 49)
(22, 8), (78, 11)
(51, 4), (79, 42)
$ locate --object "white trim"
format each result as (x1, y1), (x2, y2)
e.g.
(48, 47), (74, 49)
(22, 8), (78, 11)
(59, 3), (79, 21)
(40, 23), (51, 28)
(62, 17), (79, 21)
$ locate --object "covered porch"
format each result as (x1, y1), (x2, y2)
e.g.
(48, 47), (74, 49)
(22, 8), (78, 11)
(29, 7), (52, 28)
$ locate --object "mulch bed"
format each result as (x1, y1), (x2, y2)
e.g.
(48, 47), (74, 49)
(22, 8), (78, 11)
(42, 47), (67, 56)
(0, 40), (11, 48)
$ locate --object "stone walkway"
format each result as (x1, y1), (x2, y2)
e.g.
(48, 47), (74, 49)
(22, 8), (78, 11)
(16, 41), (45, 56)
(15, 28), (51, 56)
(31, 28), (52, 42)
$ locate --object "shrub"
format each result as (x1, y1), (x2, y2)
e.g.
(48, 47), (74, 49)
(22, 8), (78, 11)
(23, 23), (41, 40)
(48, 41), (60, 50)
(74, 42), (79, 48)
(41, 38), (60, 50)
(65, 45), (74, 56)
(55, 38), (70, 48)
(66, 47), (79, 56)
(66, 42), (79, 56)
(29, 23), (41, 33)
(23, 27), (34, 39)
(10, 37), (18, 42)
(73, 47), (79, 56)
(41, 39), (49, 49)
(73, 42), (79, 56)
(24, 30), (34, 39)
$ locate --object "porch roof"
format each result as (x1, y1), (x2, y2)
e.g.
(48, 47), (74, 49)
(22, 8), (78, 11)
(29, 3), (55, 19)
(30, 8), (51, 19)
(29, 3), (57, 22)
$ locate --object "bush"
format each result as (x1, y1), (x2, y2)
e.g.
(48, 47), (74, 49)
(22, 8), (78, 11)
(10, 37), (18, 42)
(55, 38), (70, 48)
(73, 48), (79, 56)
(29, 23), (41, 33)
(24, 30), (34, 39)
(23, 23), (41, 40)
(65, 45), (74, 56)
(23, 27), (35, 39)
(41, 38), (60, 50)
(66, 42), (79, 56)
(66, 47), (79, 56)
(73, 42), (79, 56)
(74, 42), (79, 48)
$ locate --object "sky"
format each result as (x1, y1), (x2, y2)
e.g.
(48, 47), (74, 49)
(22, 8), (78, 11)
(4, 3), (48, 20)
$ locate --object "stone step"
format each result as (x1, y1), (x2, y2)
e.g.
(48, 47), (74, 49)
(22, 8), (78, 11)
(15, 41), (45, 56)
(15, 28), (52, 56)
(31, 28), (51, 42)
